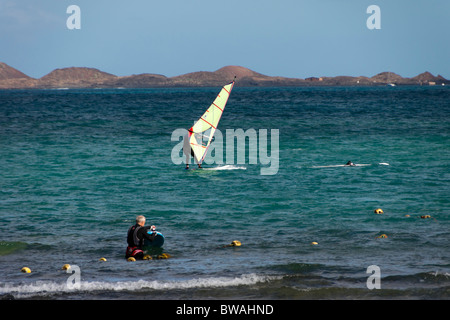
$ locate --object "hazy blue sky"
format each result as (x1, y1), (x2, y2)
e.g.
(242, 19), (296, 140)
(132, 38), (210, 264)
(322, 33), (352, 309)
(1, 0), (449, 79)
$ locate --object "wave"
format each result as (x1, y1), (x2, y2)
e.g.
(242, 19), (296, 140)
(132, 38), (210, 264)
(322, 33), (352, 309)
(2, 269), (448, 299)
(310, 163), (389, 168)
(311, 164), (371, 168)
(0, 273), (279, 299)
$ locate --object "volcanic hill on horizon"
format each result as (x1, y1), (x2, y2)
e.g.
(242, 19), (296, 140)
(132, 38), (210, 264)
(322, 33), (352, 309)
(0, 62), (448, 89)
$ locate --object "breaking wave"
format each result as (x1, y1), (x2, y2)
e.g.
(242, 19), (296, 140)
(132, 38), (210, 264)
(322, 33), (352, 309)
(0, 273), (280, 299)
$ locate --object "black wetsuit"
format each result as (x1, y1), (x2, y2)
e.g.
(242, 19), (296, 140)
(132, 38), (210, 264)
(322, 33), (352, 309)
(125, 224), (156, 259)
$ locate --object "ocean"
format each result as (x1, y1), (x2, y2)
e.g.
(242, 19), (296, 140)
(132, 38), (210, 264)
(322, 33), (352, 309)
(0, 86), (449, 301)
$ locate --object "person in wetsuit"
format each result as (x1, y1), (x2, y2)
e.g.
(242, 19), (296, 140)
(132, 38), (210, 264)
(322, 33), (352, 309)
(125, 215), (156, 259)
(183, 132), (203, 169)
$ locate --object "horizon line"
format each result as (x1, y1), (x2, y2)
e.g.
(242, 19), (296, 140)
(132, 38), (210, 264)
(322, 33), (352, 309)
(1, 62), (448, 82)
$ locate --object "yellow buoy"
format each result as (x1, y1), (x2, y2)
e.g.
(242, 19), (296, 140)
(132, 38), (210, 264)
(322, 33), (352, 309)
(61, 264), (71, 270)
(157, 253), (171, 259)
(21, 267), (31, 273)
(143, 254), (152, 260)
(405, 214), (411, 218)
(374, 208), (384, 214)
(99, 257), (107, 262)
(127, 257), (136, 262)
(221, 240), (242, 248)
(311, 242), (319, 245)
(230, 240), (241, 247)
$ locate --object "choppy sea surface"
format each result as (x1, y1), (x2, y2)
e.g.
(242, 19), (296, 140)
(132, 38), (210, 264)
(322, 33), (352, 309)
(0, 86), (449, 300)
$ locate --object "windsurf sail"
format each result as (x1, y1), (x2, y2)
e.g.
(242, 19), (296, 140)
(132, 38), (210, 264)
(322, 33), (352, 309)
(187, 79), (235, 164)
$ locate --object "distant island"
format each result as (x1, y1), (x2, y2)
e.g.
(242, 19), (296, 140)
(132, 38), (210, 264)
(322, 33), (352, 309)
(0, 62), (448, 89)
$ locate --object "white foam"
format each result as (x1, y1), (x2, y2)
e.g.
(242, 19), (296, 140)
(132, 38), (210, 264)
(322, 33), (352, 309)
(0, 273), (279, 299)
(203, 165), (247, 171)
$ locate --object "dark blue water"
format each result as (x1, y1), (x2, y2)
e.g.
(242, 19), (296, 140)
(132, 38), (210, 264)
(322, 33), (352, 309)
(0, 86), (449, 299)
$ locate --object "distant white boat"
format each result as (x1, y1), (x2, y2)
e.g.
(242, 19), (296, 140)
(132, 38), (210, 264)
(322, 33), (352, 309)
(386, 72), (396, 86)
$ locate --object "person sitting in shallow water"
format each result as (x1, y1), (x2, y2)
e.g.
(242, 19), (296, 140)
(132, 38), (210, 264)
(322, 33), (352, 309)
(345, 161), (355, 166)
(126, 215), (156, 260)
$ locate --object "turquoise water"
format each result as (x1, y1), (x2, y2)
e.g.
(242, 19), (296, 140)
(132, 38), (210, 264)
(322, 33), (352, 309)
(0, 86), (449, 299)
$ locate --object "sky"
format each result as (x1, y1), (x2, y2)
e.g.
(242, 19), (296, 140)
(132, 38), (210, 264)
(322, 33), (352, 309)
(1, 0), (449, 79)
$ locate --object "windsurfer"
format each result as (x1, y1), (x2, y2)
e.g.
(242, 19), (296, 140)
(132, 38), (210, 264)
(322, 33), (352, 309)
(125, 215), (156, 260)
(183, 133), (202, 169)
(181, 80), (234, 170)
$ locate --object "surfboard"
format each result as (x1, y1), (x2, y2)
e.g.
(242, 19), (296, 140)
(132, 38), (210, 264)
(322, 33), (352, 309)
(203, 165), (247, 171)
(143, 231), (164, 247)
